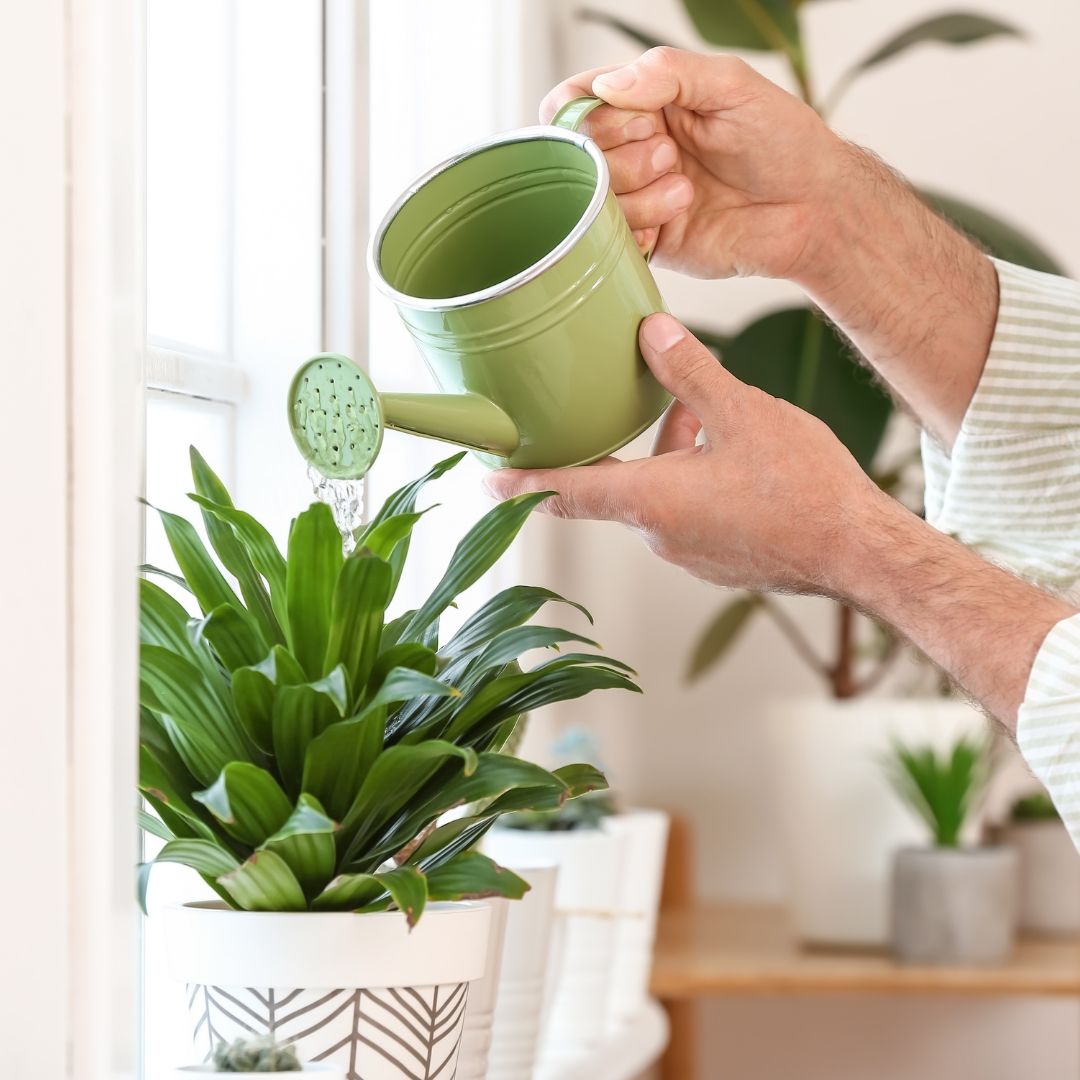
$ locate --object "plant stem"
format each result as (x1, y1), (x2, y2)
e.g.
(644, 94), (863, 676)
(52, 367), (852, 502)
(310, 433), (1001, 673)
(760, 595), (830, 676)
(794, 310), (825, 411)
(830, 603), (859, 698)
(854, 631), (902, 696)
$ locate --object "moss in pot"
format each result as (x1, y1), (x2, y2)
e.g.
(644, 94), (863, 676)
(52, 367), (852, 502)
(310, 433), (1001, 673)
(886, 736), (1017, 964)
(139, 448), (641, 1079)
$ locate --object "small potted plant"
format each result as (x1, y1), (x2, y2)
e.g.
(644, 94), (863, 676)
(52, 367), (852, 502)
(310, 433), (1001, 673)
(886, 736), (1017, 964)
(1004, 791), (1080, 935)
(175, 1034), (342, 1076)
(140, 449), (639, 1080)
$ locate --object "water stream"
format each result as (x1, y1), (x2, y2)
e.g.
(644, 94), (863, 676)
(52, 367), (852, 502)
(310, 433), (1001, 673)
(308, 464), (364, 554)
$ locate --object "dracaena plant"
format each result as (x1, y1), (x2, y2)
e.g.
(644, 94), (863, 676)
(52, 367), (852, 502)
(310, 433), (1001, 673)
(582, 1), (1063, 698)
(138, 448), (639, 925)
(884, 735), (991, 848)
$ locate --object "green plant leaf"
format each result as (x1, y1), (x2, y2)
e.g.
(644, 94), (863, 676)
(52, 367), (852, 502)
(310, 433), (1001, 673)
(218, 849), (309, 912)
(718, 308), (893, 471)
(193, 762), (294, 847)
(188, 494), (288, 629)
(302, 711), (386, 822)
(286, 503), (345, 679)
(364, 667), (459, 712)
(359, 510), (429, 562)
(440, 586), (593, 659)
(921, 191), (1062, 274)
(686, 594), (761, 682)
(139, 839), (241, 913)
(402, 492), (551, 641)
(261, 794), (338, 902)
(138, 808), (173, 842)
(473, 626), (600, 670)
(140, 644), (253, 784)
(311, 864), (427, 923)
(848, 13), (1021, 79)
(338, 742), (479, 867)
(324, 553), (394, 704)
(681, 0), (799, 52)
(273, 667), (351, 798)
(550, 762), (610, 800)
(139, 563), (192, 593)
(189, 447), (283, 647)
(424, 851), (530, 902)
(230, 645), (307, 754)
(189, 603), (265, 672)
(367, 643), (438, 694)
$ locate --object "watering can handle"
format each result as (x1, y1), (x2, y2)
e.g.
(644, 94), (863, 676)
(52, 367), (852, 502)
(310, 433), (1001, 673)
(550, 95), (656, 264)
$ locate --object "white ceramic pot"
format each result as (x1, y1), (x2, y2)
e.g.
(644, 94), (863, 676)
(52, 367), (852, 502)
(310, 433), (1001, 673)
(457, 897), (509, 1080)
(892, 846), (1017, 964)
(486, 864), (559, 1080)
(484, 825), (625, 1073)
(165, 901), (490, 1080)
(603, 809), (669, 1032)
(767, 697), (985, 946)
(174, 1066), (343, 1078)
(1005, 820), (1080, 934)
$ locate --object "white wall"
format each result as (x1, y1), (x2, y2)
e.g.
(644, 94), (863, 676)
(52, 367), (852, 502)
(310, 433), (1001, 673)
(529, 0), (1080, 1076)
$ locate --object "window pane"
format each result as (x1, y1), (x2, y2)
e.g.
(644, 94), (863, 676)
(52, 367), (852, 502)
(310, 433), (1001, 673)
(146, 0), (232, 354)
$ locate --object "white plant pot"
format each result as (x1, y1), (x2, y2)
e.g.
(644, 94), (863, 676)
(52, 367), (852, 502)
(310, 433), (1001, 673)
(603, 809), (669, 1032)
(1004, 820), (1080, 935)
(165, 901), (490, 1080)
(767, 697), (985, 946)
(487, 864), (560, 1080)
(457, 897), (509, 1080)
(891, 846), (1017, 964)
(174, 1066), (343, 1078)
(484, 825), (625, 1073)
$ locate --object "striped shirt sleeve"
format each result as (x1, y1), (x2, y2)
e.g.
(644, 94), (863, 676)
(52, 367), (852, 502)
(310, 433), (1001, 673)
(921, 258), (1080, 840)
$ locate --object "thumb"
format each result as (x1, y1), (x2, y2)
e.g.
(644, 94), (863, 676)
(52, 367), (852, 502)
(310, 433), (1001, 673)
(639, 313), (735, 420)
(482, 459), (640, 524)
(592, 48), (756, 115)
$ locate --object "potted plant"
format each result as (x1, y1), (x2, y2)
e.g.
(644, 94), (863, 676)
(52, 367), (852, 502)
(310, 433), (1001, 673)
(584, 0), (1061, 946)
(140, 448), (640, 1080)
(175, 1034), (343, 1076)
(886, 736), (1017, 964)
(1003, 792), (1080, 936)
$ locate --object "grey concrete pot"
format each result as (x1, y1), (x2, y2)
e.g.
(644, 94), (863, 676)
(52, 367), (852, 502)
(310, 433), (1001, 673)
(891, 846), (1018, 965)
(1004, 821), (1080, 935)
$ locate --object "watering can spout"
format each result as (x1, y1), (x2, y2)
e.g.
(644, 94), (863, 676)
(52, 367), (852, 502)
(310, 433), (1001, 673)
(380, 392), (519, 458)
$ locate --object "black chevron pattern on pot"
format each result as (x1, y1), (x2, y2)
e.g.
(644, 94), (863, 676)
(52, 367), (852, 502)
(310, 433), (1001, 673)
(187, 982), (469, 1080)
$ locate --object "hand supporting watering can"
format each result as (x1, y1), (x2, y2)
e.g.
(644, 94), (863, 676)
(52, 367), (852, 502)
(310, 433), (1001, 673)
(291, 47), (1080, 750)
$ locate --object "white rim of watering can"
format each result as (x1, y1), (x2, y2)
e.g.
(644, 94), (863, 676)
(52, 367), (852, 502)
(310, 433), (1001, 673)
(367, 126), (609, 313)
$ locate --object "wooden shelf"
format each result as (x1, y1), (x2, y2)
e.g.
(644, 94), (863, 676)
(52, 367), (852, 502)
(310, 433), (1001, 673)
(651, 904), (1080, 999)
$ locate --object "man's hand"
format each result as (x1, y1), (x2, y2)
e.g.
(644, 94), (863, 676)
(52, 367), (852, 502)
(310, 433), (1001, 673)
(542, 48), (842, 282)
(486, 313), (1076, 730)
(485, 313), (883, 595)
(545, 47), (999, 446)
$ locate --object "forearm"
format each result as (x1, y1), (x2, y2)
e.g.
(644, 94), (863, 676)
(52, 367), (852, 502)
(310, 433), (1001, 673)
(797, 142), (999, 449)
(835, 492), (1076, 732)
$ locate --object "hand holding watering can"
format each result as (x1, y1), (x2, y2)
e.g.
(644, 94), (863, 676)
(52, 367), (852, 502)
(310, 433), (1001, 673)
(289, 97), (671, 479)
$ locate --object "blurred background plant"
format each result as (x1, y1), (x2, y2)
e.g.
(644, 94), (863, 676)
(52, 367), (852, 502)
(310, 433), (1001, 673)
(1010, 790), (1061, 824)
(211, 1034), (301, 1072)
(884, 735), (993, 848)
(580, 0), (1063, 699)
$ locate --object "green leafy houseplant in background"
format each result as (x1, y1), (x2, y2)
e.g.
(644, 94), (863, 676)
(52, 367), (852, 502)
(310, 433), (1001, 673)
(138, 448), (639, 924)
(582, 1), (1063, 697)
(211, 1036), (301, 1072)
(884, 736), (991, 847)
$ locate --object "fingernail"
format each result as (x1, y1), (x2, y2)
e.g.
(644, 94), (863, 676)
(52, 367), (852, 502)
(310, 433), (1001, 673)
(651, 140), (676, 171)
(624, 115), (652, 141)
(641, 313), (686, 353)
(594, 67), (637, 92)
(665, 177), (693, 210)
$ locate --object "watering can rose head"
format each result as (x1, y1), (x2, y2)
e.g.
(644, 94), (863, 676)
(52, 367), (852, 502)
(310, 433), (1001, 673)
(138, 447), (639, 921)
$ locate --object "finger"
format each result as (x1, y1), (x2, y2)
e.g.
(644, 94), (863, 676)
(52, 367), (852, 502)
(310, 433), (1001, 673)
(541, 69), (658, 150)
(607, 134), (678, 194)
(653, 401), (703, 455)
(592, 48), (759, 114)
(482, 459), (642, 524)
(540, 65), (622, 123)
(632, 227), (659, 257)
(617, 173), (694, 231)
(639, 313), (736, 419)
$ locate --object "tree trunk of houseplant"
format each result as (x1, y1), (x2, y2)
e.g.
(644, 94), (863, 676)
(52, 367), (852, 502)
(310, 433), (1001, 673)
(1004, 820), (1080, 935)
(891, 846), (1017, 964)
(767, 698), (986, 946)
(165, 902), (490, 1080)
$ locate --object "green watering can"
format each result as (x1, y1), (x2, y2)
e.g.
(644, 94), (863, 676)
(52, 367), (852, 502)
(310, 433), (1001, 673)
(288, 98), (671, 480)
